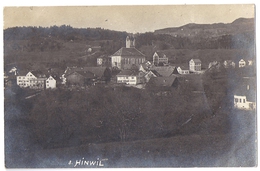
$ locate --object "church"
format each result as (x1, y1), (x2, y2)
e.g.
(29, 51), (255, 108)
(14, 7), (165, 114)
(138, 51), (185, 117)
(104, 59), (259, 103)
(110, 36), (146, 70)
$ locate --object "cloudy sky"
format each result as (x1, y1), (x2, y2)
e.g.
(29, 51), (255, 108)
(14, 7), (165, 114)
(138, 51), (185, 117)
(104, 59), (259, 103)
(3, 4), (255, 33)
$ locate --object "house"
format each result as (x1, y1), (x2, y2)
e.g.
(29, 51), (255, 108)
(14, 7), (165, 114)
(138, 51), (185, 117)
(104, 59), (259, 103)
(139, 61), (152, 73)
(208, 61), (219, 69)
(46, 75), (57, 89)
(63, 66), (112, 84)
(66, 71), (95, 87)
(97, 58), (103, 66)
(189, 59), (201, 72)
(144, 70), (160, 82)
(150, 66), (179, 77)
(153, 52), (168, 66)
(110, 36), (146, 69)
(17, 71), (47, 89)
(8, 67), (18, 76)
(97, 56), (111, 67)
(239, 59), (246, 68)
(234, 78), (256, 110)
(177, 66), (190, 74)
(248, 60), (253, 66)
(223, 60), (235, 68)
(116, 70), (137, 85)
(146, 76), (178, 94)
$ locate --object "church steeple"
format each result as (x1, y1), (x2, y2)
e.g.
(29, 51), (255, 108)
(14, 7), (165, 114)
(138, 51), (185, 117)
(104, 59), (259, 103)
(126, 36), (135, 48)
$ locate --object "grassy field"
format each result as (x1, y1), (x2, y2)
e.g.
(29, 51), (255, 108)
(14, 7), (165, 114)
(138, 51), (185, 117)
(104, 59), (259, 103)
(5, 109), (256, 167)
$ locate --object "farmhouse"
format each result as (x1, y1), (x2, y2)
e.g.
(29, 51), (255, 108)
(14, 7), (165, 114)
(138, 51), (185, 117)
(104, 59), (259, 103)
(189, 59), (201, 72)
(63, 66), (112, 84)
(152, 52), (168, 66)
(146, 76), (179, 94)
(66, 71), (95, 87)
(110, 36), (146, 69)
(238, 59), (246, 68)
(234, 78), (256, 110)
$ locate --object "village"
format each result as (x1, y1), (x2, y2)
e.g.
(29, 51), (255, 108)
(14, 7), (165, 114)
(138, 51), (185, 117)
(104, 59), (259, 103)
(4, 36), (256, 111)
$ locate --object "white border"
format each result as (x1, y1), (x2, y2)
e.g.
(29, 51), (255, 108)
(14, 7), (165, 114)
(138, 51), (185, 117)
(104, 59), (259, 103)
(1, 0), (259, 171)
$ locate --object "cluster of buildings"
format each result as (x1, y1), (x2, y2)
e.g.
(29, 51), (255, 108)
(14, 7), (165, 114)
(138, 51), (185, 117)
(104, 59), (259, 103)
(4, 36), (255, 110)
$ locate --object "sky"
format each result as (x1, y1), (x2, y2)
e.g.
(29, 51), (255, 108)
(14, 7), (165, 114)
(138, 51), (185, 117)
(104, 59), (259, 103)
(3, 4), (255, 33)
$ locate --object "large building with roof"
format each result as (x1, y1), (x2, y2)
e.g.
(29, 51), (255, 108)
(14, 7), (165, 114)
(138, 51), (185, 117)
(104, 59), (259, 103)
(110, 36), (146, 70)
(16, 71), (57, 89)
(62, 66), (112, 85)
(189, 59), (201, 72)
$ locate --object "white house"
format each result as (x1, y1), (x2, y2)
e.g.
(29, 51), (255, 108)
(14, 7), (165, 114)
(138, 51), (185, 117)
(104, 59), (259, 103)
(248, 60), (253, 66)
(17, 71), (47, 89)
(189, 59), (201, 72)
(116, 70), (137, 85)
(46, 76), (57, 89)
(152, 52), (168, 66)
(116, 70), (145, 85)
(239, 59), (246, 68)
(234, 79), (256, 110)
(177, 66), (190, 74)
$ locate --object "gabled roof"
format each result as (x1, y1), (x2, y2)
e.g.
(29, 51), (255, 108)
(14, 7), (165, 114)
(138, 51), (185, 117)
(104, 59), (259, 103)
(190, 59), (201, 63)
(148, 76), (177, 87)
(74, 71), (95, 79)
(30, 71), (47, 78)
(177, 65), (189, 70)
(65, 67), (108, 77)
(150, 66), (178, 77)
(149, 70), (161, 77)
(116, 70), (137, 76)
(154, 51), (167, 58)
(111, 47), (145, 57)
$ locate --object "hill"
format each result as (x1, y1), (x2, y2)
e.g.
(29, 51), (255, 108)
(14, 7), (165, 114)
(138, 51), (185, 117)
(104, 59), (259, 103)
(154, 18), (254, 38)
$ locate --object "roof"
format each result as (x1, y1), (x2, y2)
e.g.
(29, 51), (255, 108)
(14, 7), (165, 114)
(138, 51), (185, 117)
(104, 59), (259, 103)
(148, 76), (177, 87)
(154, 51), (166, 58)
(74, 71), (95, 79)
(111, 47), (145, 57)
(149, 70), (161, 77)
(116, 70), (137, 76)
(177, 65), (189, 70)
(30, 71), (47, 78)
(190, 59), (201, 63)
(150, 66), (178, 77)
(65, 67), (108, 77)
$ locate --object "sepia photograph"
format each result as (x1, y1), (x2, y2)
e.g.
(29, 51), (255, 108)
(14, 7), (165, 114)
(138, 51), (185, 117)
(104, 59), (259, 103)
(3, 3), (257, 168)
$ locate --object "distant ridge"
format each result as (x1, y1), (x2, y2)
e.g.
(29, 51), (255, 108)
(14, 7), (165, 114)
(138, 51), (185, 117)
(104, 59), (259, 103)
(154, 18), (254, 38)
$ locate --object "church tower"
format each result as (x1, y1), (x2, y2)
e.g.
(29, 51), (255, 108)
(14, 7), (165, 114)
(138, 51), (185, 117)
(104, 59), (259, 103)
(126, 36), (135, 48)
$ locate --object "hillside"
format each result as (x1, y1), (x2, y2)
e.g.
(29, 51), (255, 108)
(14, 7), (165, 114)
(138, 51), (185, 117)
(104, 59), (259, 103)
(154, 18), (254, 38)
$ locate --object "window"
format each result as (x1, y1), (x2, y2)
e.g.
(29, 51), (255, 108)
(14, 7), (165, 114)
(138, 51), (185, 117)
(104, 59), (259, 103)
(132, 77), (134, 79)
(46, 81), (49, 83)
(243, 99), (245, 103)
(240, 99), (242, 103)
(235, 98), (238, 102)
